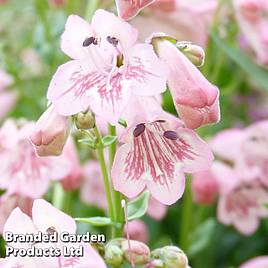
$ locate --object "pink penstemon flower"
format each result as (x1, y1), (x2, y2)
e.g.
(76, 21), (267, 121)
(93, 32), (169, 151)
(152, 37), (220, 129)
(0, 120), (71, 199)
(112, 114), (214, 205)
(1, 199), (106, 268)
(47, 9), (167, 125)
(115, 0), (156, 20)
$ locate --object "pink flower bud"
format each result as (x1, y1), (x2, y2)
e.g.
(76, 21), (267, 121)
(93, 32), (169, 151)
(121, 240), (150, 265)
(192, 170), (219, 205)
(30, 105), (70, 156)
(124, 220), (149, 244)
(155, 39), (220, 129)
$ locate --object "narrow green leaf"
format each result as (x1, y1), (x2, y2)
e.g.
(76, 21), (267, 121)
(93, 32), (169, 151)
(75, 217), (114, 227)
(127, 191), (150, 221)
(102, 135), (117, 147)
(210, 31), (268, 91)
(78, 138), (97, 149)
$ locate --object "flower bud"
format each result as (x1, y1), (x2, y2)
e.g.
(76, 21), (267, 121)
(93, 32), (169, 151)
(176, 42), (205, 67)
(74, 110), (95, 130)
(30, 105), (70, 156)
(121, 240), (150, 265)
(146, 259), (165, 268)
(162, 246), (188, 268)
(104, 244), (123, 266)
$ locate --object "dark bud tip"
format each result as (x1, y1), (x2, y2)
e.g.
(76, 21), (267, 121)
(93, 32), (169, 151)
(133, 123), (146, 137)
(163, 130), (178, 140)
(83, 37), (96, 47)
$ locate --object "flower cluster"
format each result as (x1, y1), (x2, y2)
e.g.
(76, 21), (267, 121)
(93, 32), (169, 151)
(35, 7), (220, 206)
(192, 120), (268, 235)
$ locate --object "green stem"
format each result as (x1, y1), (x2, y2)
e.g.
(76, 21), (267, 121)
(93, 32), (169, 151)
(93, 126), (116, 235)
(108, 125), (124, 237)
(179, 177), (193, 251)
(85, 0), (99, 20)
(52, 183), (73, 214)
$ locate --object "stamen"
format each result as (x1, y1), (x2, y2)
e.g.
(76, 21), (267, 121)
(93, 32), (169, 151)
(107, 36), (119, 47)
(83, 37), (96, 47)
(163, 130), (179, 140)
(47, 226), (57, 235)
(133, 123), (146, 137)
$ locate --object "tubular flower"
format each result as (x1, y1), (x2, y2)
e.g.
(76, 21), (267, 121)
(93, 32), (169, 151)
(154, 39), (220, 129)
(112, 118), (213, 205)
(115, 0), (155, 20)
(47, 10), (167, 125)
(30, 105), (70, 157)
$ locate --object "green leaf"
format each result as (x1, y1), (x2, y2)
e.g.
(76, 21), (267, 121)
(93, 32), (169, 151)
(188, 218), (216, 257)
(75, 217), (114, 227)
(102, 135), (117, 147)
(127, 191), (150, 221)
(210, 31), (268, 91)
(78, 138), (97, 149)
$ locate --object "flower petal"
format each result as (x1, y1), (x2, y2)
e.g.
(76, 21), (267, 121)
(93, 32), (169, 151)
(61, 15), (93, 60)
(47, 60), (100, 116)
(177, 127), (214, 173)
(115, 0), (155, 20)
(92, 9), (138, 50)
(32, 199), (76, 234)
(127, 43), (167, 96)
(3, 207), (37, 248)
(146, 166), (185, 205)
(112, 143), (146, 198)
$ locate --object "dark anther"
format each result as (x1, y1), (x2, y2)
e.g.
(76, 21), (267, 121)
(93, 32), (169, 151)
(155, 120), (166, 123)
(83, 37), (96, 47)
(47, 226), (57, 235)
(133, 123), (146, 137)
(107, 36), (119, 46)
(163, 130), (179, 140)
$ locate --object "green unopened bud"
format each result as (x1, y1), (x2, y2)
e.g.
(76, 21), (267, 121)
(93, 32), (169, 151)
(74, 110), (95, 130)
(161, 246), (188, 268)
(104, 244), (123, 266)
(176, 42), (205, 67)
(122, 240), (150, 265)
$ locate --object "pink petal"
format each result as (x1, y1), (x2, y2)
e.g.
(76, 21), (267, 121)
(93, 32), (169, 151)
(210, 128), (244, 162)
(127, 43), (167, 96)
(47, 60), (93, 116)
(116, 0), (155, 20)
(178, 127), (214, 173)
(147, 196), (167, 220)
(61, 15), (93, 60)
(92, 9), (138, 50)
(112, 143), (146, 198)
(3, 207), (37, 248)
(0, 91), (17, 120)
(32, 199), (76, 234)
(60, 243), (107, 268)
(241, 256), (268, 268)
(146, 167), (185, 205)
